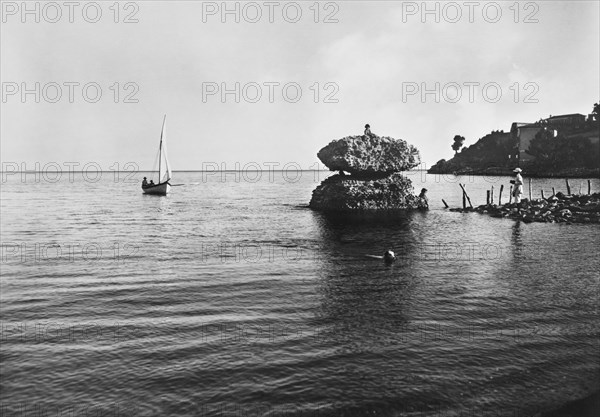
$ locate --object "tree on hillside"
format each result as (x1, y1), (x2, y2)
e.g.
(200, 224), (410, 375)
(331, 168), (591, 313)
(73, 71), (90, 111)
(528, 129), (558, 164)
(528, 128), (599, 170)
(592, 102), (599, 122)
(451, 135), (465, 155)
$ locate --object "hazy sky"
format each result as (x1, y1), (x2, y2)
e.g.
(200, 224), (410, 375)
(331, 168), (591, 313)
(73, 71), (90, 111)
(1, 0), (599, 171)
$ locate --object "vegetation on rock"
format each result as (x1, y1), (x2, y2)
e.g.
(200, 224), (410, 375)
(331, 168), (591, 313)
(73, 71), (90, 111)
(429, 131), (515, 174)
(527, 130), (599, 172)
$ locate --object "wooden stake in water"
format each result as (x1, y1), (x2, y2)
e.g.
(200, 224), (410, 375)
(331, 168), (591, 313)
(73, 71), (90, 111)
(528, 178), (532, 201)
(552, 187), (556, 196)
(588, 180), (592, 195)
(491, 186), (494, 205)
(508, 186), (513, 204)
(442, 199), (449, 208)
(460, 184), (473, 208)
(486, 190), (491, 205)
(566, 179), (571, 195)
(541, 189), (545, 199)
(579, 183), (582, 195)
(499, 184), (504, 205)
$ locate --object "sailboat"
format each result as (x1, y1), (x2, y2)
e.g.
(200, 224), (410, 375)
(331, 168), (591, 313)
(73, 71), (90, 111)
(142, 115), (172, 195)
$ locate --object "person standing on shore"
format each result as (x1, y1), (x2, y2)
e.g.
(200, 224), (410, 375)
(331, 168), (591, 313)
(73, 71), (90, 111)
(511, 168), (524, 204)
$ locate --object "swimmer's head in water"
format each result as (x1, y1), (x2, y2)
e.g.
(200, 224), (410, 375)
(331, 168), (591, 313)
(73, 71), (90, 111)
(383, 250), (396, 263)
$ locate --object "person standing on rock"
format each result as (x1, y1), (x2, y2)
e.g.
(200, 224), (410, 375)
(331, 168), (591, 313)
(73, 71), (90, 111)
(364, 124), (375, 139)
(511, 168), (524, 204)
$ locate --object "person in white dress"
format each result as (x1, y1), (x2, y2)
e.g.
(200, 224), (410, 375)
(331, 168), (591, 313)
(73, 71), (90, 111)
(511, 168), (524, 204)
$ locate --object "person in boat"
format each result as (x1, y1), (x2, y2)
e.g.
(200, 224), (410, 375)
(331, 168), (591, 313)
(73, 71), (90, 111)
(510, 168), (524, 204)
(142, 177), (148, 187)
(419, 188), (429, 209)
(364, 124), (375, 139)
(149, 180), (155, 186)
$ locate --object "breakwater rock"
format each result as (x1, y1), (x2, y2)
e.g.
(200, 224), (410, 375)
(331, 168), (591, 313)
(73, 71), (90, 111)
(450, 192), (600, 224)
(317, 135), (420, 178)
(309, 135), (426, 211)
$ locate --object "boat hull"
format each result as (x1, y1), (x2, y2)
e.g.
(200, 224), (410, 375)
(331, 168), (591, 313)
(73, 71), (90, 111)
(142, 181), (170, 195)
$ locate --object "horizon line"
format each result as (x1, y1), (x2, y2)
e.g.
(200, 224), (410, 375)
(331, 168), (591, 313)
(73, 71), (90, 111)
(0, 169), (430, 173)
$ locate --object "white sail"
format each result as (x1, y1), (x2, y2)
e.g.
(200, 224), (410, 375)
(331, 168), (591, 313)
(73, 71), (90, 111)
(158, 115), (172, 183)
(162, 125), (171, 183)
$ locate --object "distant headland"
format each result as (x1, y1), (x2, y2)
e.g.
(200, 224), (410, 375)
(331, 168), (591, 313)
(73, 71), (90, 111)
(428, 103), (600, 178)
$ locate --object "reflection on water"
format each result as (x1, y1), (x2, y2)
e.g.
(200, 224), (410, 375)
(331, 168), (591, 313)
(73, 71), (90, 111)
(511, 220), (523, 257)
(313, 211), (417, 335)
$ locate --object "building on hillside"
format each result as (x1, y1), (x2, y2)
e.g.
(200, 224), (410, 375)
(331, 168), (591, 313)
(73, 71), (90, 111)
(544, 113), (586, 129)
(510, 122), (532, 135)
(545, 113), (598, 146)
(566, 129), (600, 146)
(510, 122), (558, 163)
(510, 122), (532, 160)
(509, 113), (597, 164)
(518, 125), (545, 163)
(510, 122), (540, 162)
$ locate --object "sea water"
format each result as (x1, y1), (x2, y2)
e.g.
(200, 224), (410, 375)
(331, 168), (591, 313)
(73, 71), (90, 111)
(1, 171), (599, 416)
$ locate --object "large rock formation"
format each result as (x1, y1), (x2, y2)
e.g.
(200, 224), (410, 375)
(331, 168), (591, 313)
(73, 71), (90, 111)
(317, 135), (420, 178)
(310, 135), (426, 211)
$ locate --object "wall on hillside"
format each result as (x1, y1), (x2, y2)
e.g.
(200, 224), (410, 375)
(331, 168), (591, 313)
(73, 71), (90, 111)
(518, 126), (545, 162)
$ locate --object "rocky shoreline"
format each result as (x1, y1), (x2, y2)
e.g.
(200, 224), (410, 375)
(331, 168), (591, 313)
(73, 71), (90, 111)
(428, 166), (600, 179)
(450, 192), (600, 224)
